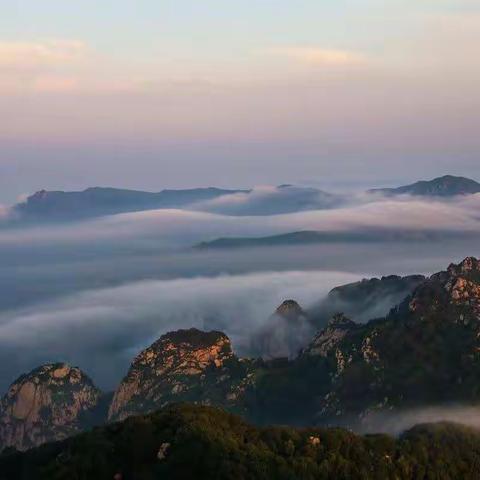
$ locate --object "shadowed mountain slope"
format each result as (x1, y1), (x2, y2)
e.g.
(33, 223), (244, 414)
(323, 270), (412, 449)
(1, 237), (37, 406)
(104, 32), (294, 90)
(2, 405), (480, 480)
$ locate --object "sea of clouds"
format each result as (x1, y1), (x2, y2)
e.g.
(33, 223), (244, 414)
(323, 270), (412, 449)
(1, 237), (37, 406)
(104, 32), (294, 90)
(0, 270), (359, 391)
(1, 190), (480, 393)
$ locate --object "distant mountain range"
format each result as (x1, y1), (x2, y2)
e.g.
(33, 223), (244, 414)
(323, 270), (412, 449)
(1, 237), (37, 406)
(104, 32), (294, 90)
(195, 231), (333, 249)
(13, 187), (247, 222)
(10, 174), (480, 224)
(194, 229), (464, 250)
(369, 174), (480, 197)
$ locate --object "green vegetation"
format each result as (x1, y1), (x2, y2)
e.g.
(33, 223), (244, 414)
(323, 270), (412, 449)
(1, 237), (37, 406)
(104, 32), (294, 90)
(2, 404), (480, 479)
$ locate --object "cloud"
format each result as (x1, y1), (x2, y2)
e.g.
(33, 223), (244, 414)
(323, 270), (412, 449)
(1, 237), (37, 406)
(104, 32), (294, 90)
(0, 205), (13, 225)
(3, 192), (480, 251)
(32, 76), (79, 93)
(0, 270), (359, 392)
(0, 39), (139, 95)
(376, 10), (480, 76)
(0, 206), (10, 219)
(268, 193), (480, 234)
(191, 185), (344, 216)
(1, 193), (479, 391)
(0, 193), (479, 357)
(0, 40), (87, 69)
(0, 39), (91, 94)
(359, 406), (480, 436)
(265, 47), (368, 66)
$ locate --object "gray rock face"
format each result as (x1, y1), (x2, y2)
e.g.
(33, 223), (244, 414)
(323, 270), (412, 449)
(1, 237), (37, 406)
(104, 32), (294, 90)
(0, 363), (102, 451)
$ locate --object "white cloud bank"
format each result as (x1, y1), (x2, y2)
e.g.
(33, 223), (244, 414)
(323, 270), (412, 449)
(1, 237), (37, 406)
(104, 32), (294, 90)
(3, 192), (480, 250)
(0, 40), (86, 69)
(360, 406), (480, 436)
(264, 47), (368, 66)
(0, 270), (359, 391)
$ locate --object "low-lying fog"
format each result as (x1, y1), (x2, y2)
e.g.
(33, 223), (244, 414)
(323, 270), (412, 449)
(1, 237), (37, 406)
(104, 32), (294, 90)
(359, 406), (480, 436)
(0, 270), (358, 391)
(1, 192), (480, 397)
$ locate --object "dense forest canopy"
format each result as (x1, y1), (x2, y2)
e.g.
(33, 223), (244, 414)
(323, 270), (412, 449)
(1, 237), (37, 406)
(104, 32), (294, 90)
(2, 404), (480, 480)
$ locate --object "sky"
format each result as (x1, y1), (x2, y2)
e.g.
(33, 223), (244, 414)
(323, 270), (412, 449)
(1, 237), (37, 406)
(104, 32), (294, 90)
(1, 0), (480, 202)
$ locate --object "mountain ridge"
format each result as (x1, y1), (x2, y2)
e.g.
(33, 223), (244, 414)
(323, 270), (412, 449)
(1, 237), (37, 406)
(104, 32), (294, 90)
(369, 174), (480, 197)
(13, 186), (247, 222)
(194, 229), (472, 250)
(0, 363), (105, 451)
(8, 174), (480, 226)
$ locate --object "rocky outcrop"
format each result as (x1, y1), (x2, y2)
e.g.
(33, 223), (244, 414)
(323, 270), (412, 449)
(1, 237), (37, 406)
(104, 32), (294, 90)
(0, 363), (102, 451)
(109, 329), (254, 422)
(394, 256), (480, 322)
(250, 300), (314, 360)
(303, 313), (357, 358)
(275, 299), (306, 320)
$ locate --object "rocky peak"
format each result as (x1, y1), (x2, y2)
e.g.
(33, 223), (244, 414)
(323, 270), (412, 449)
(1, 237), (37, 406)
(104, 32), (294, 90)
(447, 257), (480, 278)
(27, 189), (49, 202)
(405, 257), (480, 321)
(158, 328), (233, 355)
(328, 313), (357, 329)
(250, 300), (313, 360)
(275, 300), (305, 321)
(303, 314), (356, 357)
(108, 329), (250, 422)
(369, 175), (480, 197)
(0, 363), (102, 451)
(133, 328), (233, 376)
